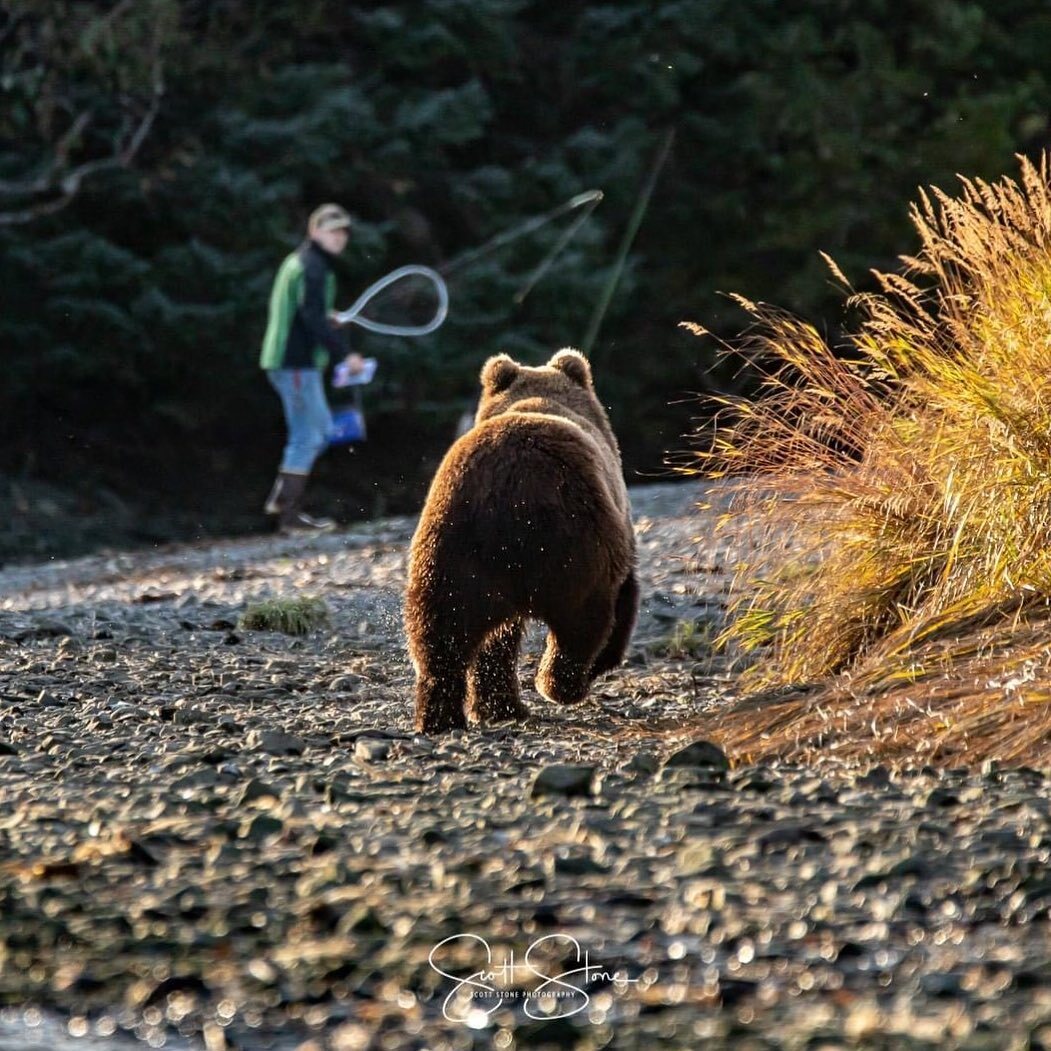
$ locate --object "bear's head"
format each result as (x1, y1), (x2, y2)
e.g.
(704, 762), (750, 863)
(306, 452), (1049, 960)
(475, 348), (618, 451)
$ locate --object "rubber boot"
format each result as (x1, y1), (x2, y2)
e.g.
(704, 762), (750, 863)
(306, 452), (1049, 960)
(274, 471), (336, 534)
(263, 472), (287, 515)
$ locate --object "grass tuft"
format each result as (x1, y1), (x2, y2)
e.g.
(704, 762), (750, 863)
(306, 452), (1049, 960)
(240, 596), (331, 636)
(658, 618), (718, 663)
(684, 153), (1051, 764)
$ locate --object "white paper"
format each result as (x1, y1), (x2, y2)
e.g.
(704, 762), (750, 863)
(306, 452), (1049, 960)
(332, 357), (378, 388)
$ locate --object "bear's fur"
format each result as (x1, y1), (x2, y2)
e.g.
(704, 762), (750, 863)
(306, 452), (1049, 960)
(405, 348), (638, 734)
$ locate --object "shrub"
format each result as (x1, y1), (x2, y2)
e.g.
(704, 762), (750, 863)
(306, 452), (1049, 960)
(686, 154), (1051, 763)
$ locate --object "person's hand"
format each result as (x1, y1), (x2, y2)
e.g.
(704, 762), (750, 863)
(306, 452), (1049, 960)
(343, 352), (365, 376)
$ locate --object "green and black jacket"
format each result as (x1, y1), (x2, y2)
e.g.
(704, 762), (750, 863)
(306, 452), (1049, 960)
(259, 239), (346, 370)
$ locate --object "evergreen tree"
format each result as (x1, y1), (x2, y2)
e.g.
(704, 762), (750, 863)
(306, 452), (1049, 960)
(2, 0), (1048, 550)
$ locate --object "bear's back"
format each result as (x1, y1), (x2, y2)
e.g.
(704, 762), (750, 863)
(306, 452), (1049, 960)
(411, 408), (627, 605)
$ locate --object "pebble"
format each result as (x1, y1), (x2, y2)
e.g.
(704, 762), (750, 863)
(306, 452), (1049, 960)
(624, 750), (660, 776)
(241, 813), (284, 841)
(354, 738), (391, 762)
(665, 738), (730, 770)
(532, 763), (597, 797)
(247, 729), (307, 756)
(236, 778), (281, 805)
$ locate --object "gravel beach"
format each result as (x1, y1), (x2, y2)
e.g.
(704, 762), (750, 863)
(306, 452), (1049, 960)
(0, 481), (1049, 1050)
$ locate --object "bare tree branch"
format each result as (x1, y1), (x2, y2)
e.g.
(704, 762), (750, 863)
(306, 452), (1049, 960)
(0, 189), (84, 226)
(0, 112), (94, 197)
(0, 63), (164, 227)
(97, 0), (137, 29)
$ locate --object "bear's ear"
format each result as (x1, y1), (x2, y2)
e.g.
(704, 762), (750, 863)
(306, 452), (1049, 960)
(549, 348), (592, 388)
(480, 353), (519, 394)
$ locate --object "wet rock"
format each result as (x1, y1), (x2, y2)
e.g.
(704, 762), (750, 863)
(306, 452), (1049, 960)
(354, 738), (391, 762)
(171, 768), (219, 791)
(130, 973), (211, 1009)
(758, 823), (827, 849)
(532, 764), (597, 797)
(553, 851), (608, 876)
(793, 777), (838, 803)
(241, 813), (284, 841)
(624, 750), (660, 777)
(31, 618), (76, 638)
(173, 706), (212, 726)
(858, 764), (891, 787)
(328, 674), (364, 691)
(665, 739), (729, 771)
(343, 727), (408, 742)
(920, 971), (964, 998)
(248, 729), (307, 756)
(925, 786), (961, 807)
(237, 778), (281, 805)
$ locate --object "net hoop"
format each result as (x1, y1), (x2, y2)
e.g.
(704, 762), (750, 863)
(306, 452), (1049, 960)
(334, 264), (448, 336)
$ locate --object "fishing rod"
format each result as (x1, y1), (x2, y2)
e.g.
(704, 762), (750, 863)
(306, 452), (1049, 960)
(440, 189), (604, 303)
(513, 191), (603, 305)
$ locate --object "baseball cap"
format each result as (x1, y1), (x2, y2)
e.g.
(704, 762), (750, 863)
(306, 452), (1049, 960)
(309, 203), (352, 234)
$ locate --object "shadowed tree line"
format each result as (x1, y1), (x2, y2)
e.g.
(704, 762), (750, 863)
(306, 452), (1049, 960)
(1, 0), (1049, 557)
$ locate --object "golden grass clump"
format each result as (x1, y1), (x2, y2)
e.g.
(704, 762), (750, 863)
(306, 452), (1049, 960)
(691, 153), (1051, 764)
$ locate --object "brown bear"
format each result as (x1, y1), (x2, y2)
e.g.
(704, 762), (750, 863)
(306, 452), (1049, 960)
(405, 348), (638, 734)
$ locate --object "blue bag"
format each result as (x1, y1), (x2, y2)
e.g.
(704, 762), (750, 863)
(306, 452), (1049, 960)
(329, 405), (366, 445)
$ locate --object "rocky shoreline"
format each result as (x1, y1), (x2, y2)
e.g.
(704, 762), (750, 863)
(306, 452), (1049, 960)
(0, 482), (1049, 1050)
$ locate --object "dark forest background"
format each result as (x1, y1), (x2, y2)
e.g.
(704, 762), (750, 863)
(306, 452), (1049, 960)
(2, 0), (1050, 560)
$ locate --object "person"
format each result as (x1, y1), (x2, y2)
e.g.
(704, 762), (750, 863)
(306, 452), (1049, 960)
(259, 203), (364, 533)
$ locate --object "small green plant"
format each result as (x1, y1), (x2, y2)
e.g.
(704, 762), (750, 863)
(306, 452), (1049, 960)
(661, 618), (716, 660)
(239, 596), (331, 636)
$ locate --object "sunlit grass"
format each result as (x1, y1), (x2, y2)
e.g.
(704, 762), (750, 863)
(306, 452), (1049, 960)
(659, 618), (717, 661)
(685, 153), (1051, 764)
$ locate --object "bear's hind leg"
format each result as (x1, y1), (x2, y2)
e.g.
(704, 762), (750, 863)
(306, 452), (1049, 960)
(536, 596), (615, 705)
(467, 620), (529, 725)
(413, 658), (470, 735)
(408, 598), (493, 734)
(588, 570), (640, 681)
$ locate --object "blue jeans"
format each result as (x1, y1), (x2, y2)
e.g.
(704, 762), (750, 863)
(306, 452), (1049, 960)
(267, 368), (333, 474)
